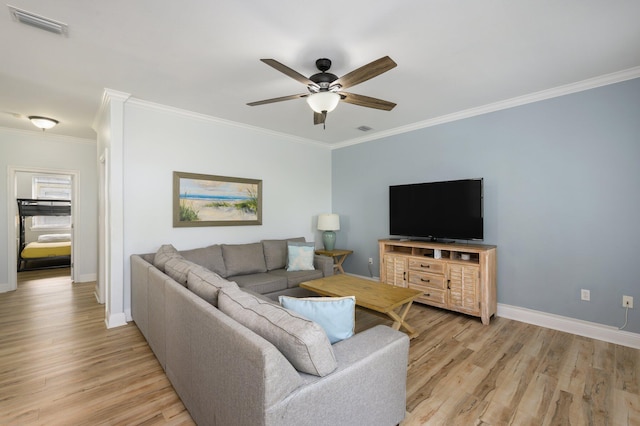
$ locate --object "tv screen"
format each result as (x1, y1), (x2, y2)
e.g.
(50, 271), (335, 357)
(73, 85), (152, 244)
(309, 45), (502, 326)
(389, 178), (483, 240)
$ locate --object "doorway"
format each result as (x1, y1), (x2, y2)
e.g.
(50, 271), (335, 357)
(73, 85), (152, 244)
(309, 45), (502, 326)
(6, 166), (79, 292)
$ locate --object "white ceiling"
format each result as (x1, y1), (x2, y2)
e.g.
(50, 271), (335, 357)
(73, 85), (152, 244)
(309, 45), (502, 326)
(1, 1), (639, 145)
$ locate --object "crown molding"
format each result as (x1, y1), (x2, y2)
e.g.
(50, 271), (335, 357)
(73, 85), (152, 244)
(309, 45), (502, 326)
(332, 66), (640, 150)
(0, 125), (95, 145)
(125, 97), (331, 149)
(92, 89), (132, 131)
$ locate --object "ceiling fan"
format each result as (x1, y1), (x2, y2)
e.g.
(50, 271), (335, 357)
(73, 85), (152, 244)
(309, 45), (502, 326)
(247, 56), (397, 128)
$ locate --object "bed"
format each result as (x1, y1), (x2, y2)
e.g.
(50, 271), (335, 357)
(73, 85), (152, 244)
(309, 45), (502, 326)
(17, 198), (72, 272)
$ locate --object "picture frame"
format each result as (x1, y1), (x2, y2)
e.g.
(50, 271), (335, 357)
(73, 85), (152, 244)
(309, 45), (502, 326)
(173, 171), (262, 227)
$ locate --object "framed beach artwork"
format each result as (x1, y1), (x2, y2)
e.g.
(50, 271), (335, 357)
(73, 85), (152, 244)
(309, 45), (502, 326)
(173, 171), (262, 227)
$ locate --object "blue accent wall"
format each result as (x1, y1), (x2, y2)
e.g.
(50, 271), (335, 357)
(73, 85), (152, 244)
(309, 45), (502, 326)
(332, 78), (640, 333)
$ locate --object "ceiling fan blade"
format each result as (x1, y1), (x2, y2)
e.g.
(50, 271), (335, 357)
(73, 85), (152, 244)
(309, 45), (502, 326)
(339, 92), (396, 111)
(333, 56), (397, 90)
(247, 93), (308, 107)
(260, 59), (315, 86)
(313, 111), (326, 125)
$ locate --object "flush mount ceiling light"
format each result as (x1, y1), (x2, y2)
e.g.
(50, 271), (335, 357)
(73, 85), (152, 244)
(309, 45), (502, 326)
(28, 116), (59, 130)
(8, 5), (69, 36)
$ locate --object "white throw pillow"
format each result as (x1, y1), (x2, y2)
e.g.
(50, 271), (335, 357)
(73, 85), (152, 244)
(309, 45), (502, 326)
(279, 296), (355, 344)
(286, 242), (315, 271)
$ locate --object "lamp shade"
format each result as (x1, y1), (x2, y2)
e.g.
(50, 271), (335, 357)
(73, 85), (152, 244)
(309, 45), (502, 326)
(306, 92), (340, 113)
(28, 116), (58, 130)
(317, 213), (340, 231)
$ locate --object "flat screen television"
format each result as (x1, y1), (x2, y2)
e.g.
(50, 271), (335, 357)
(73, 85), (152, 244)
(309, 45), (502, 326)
(389, 178), (483, 241)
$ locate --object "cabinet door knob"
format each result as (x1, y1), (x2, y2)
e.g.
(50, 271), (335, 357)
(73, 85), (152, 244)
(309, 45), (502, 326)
(421, 264), (430, 268)
(421, 278), (430, 283)
(425, 293), (431, 297)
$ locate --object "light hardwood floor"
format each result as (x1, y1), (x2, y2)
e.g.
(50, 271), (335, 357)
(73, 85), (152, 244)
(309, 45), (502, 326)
(1, 269), (193, 425)
(1, 269), (638, 425)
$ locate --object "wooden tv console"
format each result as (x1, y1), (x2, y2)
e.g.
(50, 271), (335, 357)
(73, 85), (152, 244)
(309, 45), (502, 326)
(379, 239), (497, 324)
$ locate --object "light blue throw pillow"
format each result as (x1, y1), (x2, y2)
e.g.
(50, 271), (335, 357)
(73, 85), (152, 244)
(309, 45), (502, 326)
(279, 296), (356, 344)
(286, 242), (315, 271)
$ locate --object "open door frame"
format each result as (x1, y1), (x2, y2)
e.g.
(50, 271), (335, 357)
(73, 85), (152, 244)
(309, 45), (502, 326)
(6, 166), (80, 292)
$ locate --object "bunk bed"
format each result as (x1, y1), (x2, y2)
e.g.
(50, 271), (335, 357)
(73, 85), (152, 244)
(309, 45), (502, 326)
(17, 198), (71, 272)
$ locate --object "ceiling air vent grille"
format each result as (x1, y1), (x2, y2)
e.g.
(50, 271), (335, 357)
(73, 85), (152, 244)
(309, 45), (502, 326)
(8, 5), (68, 36)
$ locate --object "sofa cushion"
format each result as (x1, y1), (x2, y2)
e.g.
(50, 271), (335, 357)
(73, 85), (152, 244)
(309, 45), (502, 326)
(222, 243), (267, 276)
(164, 257), (198, 286)
(180, 244), (227, 277)
(187, 265), (238, 306)
(267, 269), (323, 288)
(286, 242), (316, 272)
(218, 285), (337, 377)
(153, 244), (181, 272)
(262, 237), (305, 271)
(230, 273), (288, 295)
(279, 296), (356, 344)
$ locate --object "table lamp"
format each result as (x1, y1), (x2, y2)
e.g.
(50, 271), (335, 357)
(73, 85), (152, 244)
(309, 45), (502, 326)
(317, 213), (340, 251)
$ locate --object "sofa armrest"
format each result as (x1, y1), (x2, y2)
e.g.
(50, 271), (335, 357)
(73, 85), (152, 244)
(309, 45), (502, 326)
(313, 254), (334, 277)
(130, 255), (151, 339)
(266, 325), (409, 426)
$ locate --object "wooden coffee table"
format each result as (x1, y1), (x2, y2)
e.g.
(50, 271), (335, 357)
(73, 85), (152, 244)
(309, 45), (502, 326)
(300, 274), (423, 338)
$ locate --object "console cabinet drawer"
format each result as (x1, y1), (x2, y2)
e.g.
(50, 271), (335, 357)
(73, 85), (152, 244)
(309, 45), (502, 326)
(408, 271), (446, 290)
(408, 258), (445, 274)
(414, 286), (447, 308)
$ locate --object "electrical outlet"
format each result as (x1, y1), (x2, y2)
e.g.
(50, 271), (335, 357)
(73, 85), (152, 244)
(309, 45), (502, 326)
(622, 295), (633, 308)
(581, 289), (590, 301)
(368, 258), (373, 265)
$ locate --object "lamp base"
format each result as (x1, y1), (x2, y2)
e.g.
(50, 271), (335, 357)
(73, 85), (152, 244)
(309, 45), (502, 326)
(322, 231), (336, 251)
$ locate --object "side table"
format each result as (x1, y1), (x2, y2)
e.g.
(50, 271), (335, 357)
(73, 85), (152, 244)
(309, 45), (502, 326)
(315, 249), (353, 274)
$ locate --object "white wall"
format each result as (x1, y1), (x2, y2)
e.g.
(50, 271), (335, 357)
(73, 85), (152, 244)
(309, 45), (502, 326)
(0, 128), (98, 289)
(118, 99), (332, 319)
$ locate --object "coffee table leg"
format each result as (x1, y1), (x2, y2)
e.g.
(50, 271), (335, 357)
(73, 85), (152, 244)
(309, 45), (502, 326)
(387, 301), (418, 339)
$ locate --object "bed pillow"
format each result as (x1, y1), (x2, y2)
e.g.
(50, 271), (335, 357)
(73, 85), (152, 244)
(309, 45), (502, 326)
(286, 242), (315, 272)
(218, 285), (337, 377)
(279, 296), (356, 344)
(38, 233), (71, 243)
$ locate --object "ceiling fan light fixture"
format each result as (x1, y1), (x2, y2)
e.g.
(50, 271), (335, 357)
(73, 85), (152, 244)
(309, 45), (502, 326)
(28, 116), (59, 130)
(306, 92), (340, 113)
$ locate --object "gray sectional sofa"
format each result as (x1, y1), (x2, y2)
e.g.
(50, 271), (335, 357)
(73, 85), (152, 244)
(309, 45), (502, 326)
(167, 237), (333, 299)
(131, 237), (410, 426)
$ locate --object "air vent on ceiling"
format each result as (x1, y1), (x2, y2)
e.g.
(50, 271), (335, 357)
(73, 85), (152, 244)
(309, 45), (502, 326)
(357, 125), (373, 132)
(8, 5), (68, 36)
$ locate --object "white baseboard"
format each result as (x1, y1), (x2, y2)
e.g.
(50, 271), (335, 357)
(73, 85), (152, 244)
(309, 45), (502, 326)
(76, 273), (97, 283)
(125, 308), (132, 322)
(342, 274), (640, 349)
(105, 312), (128, 329)
(93, 290), (104, 304)
(498, 303), (640, 349)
